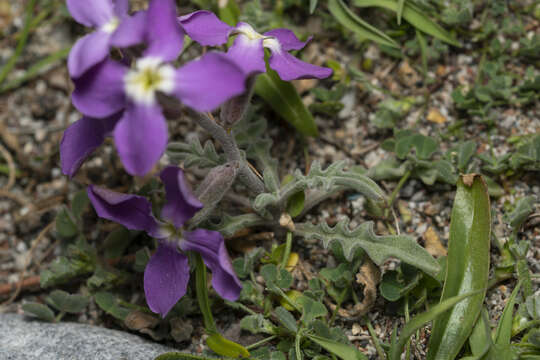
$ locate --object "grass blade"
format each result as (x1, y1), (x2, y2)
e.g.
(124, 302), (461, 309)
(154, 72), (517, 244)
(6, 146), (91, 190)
(254, 69), (318, 137)
(353, 0), (460, 46)
(389, 291), (479, 360)
(397, 0), (405, 25)
(328, 0), (399, 48)
(494, 281), (522, 346)
(426, 174), (491, 360)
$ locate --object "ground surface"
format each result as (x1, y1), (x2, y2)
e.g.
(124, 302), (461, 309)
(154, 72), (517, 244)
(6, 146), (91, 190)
(0, 1), (539, 359)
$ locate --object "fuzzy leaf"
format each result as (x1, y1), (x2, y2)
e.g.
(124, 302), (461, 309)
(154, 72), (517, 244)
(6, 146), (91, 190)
(167, 139), (223, 168)
(506, 196), (536, 231)
(295, 219), (439, 277)
(22, 302), (55, 322)
(275, 306), (298, 333)
(55, 207), (78, 238)
(240, 314), (277, 335)
(94, 291), (131, 320)
(298, 295), (328, 325)
(254, 161), (384, 213)
(207, 213), (267, 237)
(47, 290), (90, 314)
(307, 334), (367, 360)
(396, 133), (438, 160)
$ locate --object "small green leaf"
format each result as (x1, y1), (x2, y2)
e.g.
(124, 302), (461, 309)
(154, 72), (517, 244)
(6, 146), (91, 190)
(328, 0), (399, 48)
(217, 0), (240, 26)
(286, 191), (305, 218)
(55, 206), (78, 238)
(468, 309), (492, 359)
(22, 302), (55, 322)
(240, 314), (276, 335)
(47, 290), (89, 314)
(353, 0), (461, 46)
(103, 227), (132, 259)
(379, 271), (402, 301)
(306, 334), (367, 360)
(275, 306), (298, 333)
(94, 291), (131, 320)
(206, 333), (250, 358)
(298, 295), (328, 325)
(71, 189), (89, 220)
(506, 196), (536, 231)
(426, 175), (491, 360)
(254, 69), (318, 137)
(395, 133), (438, 160)
(456, 141), (477, 172)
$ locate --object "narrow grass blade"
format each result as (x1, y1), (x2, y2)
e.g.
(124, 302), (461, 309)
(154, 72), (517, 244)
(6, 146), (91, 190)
(397, 0), (405, 25)
(353, 0), (461, 46)
(389, 291), (479, 360)
(328, 0), (399, 48)
(426, 174), (491, 360)
(254, 69), (318, 137)
(495, 281), (522, 346)
(307, 334), (368, 360)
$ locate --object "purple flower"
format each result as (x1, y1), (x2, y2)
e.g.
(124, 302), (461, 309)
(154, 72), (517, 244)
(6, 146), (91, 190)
(62, 0), (247, 177)
(179, 11), (332, 81)
(87, 166), (242, 317)
(66, 0), (147, 78)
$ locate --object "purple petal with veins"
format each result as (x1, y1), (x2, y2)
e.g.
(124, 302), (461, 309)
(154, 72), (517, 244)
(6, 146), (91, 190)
(71, 59), (127, 118)
(268, 48), (332, 81)
(68, 31), (111, 79)
(160, 166), (203, 229)
(174, 52), (247, 112)
(179, 10), (232, 46)
(144, 0), (185, 61)
(144, 242), (190, 317)
(264, 28), (311, 51)
(182, 229), (242, 301)
(60, 114), (121, 177)
(113, 103), (168, 176)
(87, 185), (161, 237)
(66, 0), (114, 27)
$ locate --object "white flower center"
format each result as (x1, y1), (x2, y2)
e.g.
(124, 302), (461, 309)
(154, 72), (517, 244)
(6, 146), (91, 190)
(101, 16), (120, 34)
(235, 23), (282, 53)
(124, 57), (175, 106)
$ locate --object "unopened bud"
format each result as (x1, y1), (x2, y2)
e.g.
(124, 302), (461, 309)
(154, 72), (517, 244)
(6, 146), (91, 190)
(189, 161), (240, 226)
(220, 76), (256, 129)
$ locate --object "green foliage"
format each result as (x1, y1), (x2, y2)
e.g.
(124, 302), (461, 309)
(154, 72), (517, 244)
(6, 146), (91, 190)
(167, 139), (223, 169)
(46, 290), (90, 314)
(426, 175), (491, 360)
(372, 97), (414, 129)
(254, 68), (319, 137)
(295, 219), (440, 277)
(22, 302), (55, 322)
(93, 291), (131, 320)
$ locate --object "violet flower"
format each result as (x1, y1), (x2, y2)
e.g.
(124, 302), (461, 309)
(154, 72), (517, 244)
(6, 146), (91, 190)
(87, 166), (242, 317)
(66, 0), (146, 78)
(61, 0), (247, 177)
(179, 11), (332, 81)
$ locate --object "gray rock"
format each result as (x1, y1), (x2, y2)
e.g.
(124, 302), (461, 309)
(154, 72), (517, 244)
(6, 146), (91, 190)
(0, 313), (177, 360)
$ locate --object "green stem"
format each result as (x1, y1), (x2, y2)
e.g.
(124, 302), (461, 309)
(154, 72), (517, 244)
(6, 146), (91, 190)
(194, 253), (218, 334)
(388, 170), (412, 207)
(280, 232), (292, 269)
(365, 317), (386, 360)
(245, 335), (277, 350)
(0, 0), (36, 86)
(404, 296), (411, 360)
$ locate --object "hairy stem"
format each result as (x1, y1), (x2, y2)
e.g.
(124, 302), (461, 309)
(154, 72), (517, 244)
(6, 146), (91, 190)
(192, 111), (265, 195)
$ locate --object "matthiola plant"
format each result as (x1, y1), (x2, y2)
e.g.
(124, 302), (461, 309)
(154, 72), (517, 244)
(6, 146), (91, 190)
(60, 0), (440, 356)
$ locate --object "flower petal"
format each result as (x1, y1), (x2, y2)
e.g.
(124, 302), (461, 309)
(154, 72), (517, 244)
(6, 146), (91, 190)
(68, 31), (111, 79)
(174, 52), (246, 112)
(113, 103), (167, 176)
(183, 229), (242, 301)
(110, 11), (147, 48)
(71, 59), (127, 118)
(144, 243), (190, 317)
(144, 0), (185, 61)
(60, 114), (121, 177)
(179, 10), (232, 46)
(113, 0), (129, 17)
(268, 48), (332, 81)
(66, 0), (114, 27)
(87, 185), (160, 236)
(226, 34), (266, 76)
(159, 166), (203, 229)
(264, 28), (311, 51)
